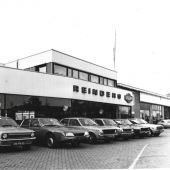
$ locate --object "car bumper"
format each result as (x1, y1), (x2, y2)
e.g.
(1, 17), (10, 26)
(97, 133), (118, 140)
(118, 132), (133, 138)
(152, 129), (164, 134)
(133, 129), (150, 137)
(0, 137), (35, 147)
(61, 136), (89, 143)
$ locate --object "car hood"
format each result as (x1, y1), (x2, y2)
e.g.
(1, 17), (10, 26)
(130, 124), (149, 129)
(140, 123), (162, 128)
(42, 126), (87, 133)
(119, 125), (132, 129)
(0, 126), (34, 133)
(81, 125), (118, 131)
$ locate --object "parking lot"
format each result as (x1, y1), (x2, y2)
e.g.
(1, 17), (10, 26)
(0, 129), (170, 169)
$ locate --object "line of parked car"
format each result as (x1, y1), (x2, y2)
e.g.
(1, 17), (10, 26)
(0, 116), (165, 150)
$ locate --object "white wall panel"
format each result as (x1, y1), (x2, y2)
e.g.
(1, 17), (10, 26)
(0, 67), (132, 106)
(140, 92), (170, 106)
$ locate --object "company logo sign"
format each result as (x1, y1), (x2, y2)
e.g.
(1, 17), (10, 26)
(124, 93), (133, 103)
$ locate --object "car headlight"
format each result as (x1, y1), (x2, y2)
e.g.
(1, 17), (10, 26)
(65, 132), (74, 137)
(98, 129), (103, 134)
(118, 128), (123, 133)
(84, 131), (89, 136)
(1, 133), (8, 139)
(151, 127), (156, 130)
(31, 132), (35, 137)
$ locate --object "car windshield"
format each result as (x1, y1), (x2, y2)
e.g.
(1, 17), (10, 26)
(130, 119), (147, 124)
(117, 119), (132, 125)
(79, 118), (98, 126)
(103, 119), (117, 126)
(0, 117), (18, 127)
(39, 118), (63, 127)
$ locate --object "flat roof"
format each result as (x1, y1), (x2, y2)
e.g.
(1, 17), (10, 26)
(118, 83), (169, 99)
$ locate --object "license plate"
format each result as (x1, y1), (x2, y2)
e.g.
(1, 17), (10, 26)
(13, 141), (25, 146)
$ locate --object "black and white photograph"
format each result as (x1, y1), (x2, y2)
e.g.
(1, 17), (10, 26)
(0, 0), (170, 169)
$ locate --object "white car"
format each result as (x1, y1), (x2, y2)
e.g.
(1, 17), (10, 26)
(129, 118), (164, 137)
(158, 119), (170, 129)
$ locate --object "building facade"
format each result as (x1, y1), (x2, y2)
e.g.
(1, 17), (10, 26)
(0, 49), (134, 123)
(118, 83), (170, 123)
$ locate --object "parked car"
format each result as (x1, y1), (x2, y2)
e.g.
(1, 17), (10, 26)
(93, 118), (133, 139)
(129, 118), (164, 137)
(158, 119), (170, 129)
(60, 117), (119, 143)
(115, 119), (150, 138)
(20, 118), (89, 148)
(0, 116), (35, 149)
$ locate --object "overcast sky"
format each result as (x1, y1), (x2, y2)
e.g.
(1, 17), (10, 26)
(0, 0), (170, 95)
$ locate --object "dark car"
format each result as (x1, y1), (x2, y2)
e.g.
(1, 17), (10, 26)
(0, 116), (35, 149)
(93, 118), (133, 139)
(114, 119), (150, 138)
(60, 117), (119, 143)
(20, 118), (89, 148)
(129, 118), (164, 137)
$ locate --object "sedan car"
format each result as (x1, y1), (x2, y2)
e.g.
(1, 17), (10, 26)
(60, 117), (119, 144)
(114, 119), (150, 138)
(0, 116), (35, 149)
(157, 119), (170, 129)
(93, 118), (133, 139)
(20, 118), (89, 148)
(129, 118), (164, 137)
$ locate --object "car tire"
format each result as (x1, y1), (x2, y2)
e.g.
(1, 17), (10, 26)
(88, 133), (97, 144)
(23, 144), (31, 150)
(46, 133), (56, 148)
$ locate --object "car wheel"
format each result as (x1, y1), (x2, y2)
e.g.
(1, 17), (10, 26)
(88, 133), (97, 144)
(23, 144), (31, 150)
(46, 133), (56, 148)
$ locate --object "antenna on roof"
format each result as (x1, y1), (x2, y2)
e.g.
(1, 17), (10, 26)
(113, 29), (116, 70)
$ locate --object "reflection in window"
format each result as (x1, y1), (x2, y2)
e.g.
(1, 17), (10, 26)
(90, 75), (99, 83)
(68, 68), (72, 77)
(108, 79), (115, 87)
(104, 78), (108, 85)
(99, 77), (104, 85)
(54, 64), (67, 76)
(73, 70), (78, 79)
(79, 71), (88, 81)
(39, 66), (47, 73)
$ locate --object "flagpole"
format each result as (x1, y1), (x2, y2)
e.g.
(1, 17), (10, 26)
(113, 29), (116, 70)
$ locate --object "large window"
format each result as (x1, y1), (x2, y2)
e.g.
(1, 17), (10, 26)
(104, 78), (108, 85)
(73, 70), (78, 79)
(90, 75), (99, 83)
(108, 79), (115, 87)
(54, 64), (67, 76)
(68, 68), (72, 77)
(99, 77), (104, 85)
(79, 71), (88, 81)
